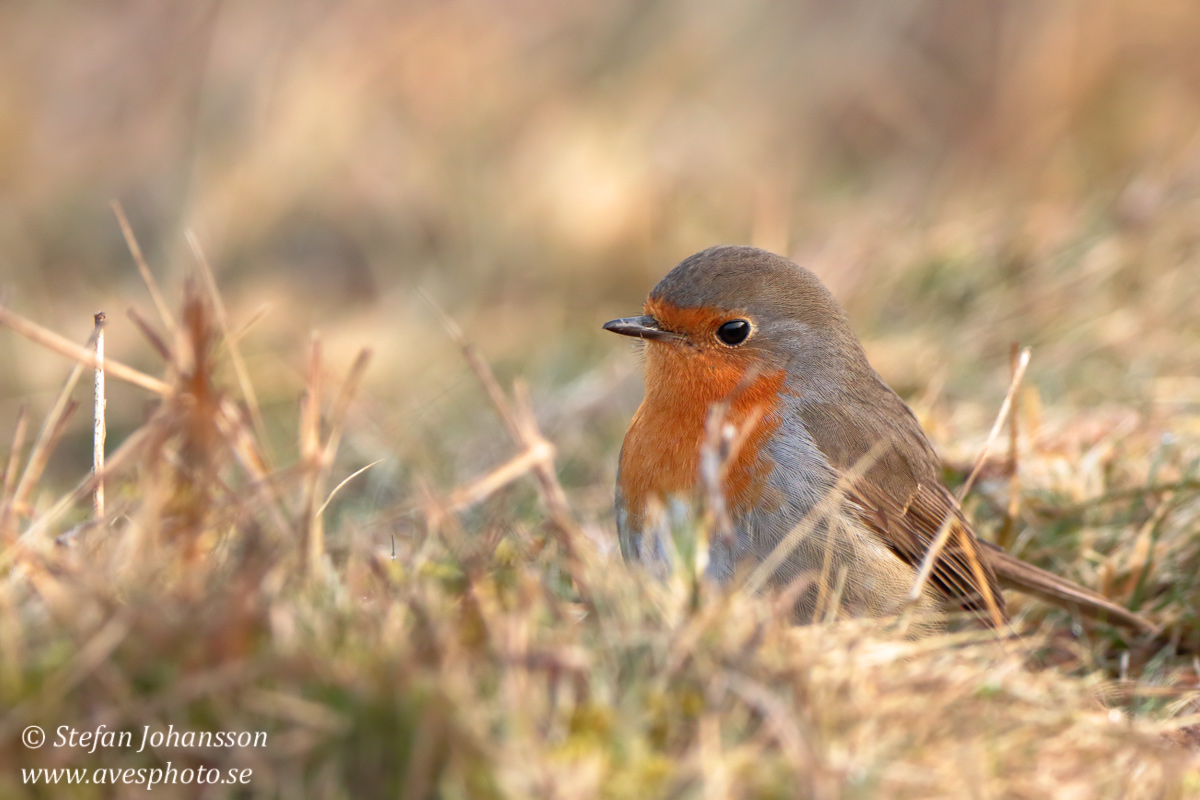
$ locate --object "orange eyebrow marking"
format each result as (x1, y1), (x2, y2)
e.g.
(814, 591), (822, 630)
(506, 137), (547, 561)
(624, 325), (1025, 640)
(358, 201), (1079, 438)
(645, 296), (736, 336)
(618, 299), (784, 528)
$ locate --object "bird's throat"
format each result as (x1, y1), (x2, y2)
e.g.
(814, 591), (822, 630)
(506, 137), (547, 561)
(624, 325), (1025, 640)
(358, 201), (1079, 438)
(618, 343), (786, 529)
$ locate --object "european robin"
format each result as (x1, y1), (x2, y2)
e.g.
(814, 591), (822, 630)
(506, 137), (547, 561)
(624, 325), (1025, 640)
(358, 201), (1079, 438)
(605, 245), (1155, 633)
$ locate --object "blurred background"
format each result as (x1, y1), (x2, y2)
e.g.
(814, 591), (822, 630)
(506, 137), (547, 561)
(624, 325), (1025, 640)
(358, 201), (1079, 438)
(1, 0), (1199, 529)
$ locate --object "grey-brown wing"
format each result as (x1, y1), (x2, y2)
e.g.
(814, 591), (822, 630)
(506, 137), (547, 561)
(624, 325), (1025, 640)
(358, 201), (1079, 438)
(797, 400), (1008, 625)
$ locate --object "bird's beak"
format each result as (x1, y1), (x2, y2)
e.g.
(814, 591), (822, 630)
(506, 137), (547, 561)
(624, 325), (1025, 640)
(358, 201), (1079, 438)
(602, 315), (683, 343)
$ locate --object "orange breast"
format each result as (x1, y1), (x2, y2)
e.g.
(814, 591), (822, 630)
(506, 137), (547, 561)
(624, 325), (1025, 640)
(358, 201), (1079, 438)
(618, 305), (786, 529)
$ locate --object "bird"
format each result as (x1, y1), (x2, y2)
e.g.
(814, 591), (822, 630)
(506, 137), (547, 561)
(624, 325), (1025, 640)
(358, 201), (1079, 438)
(604, 245), (1155, 633)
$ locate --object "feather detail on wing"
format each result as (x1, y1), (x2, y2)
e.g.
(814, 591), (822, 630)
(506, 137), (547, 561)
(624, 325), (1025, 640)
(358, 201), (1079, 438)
(845, 478), (1007, 625)
(797, 399), (1008, 626)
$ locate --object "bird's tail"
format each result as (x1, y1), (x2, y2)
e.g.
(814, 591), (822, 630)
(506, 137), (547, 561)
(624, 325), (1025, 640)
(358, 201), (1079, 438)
(981, 542), (1160, 636)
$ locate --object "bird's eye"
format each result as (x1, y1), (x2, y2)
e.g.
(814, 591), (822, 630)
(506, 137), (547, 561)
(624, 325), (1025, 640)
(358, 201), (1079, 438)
(715, 319), (751, 346)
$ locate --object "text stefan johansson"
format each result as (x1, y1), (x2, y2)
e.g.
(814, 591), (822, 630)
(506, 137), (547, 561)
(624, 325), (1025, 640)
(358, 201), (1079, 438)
(56, 725), (267, 754)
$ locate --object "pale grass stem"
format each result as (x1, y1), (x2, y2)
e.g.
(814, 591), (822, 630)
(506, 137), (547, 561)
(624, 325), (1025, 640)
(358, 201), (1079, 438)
(187, 229), (274, 468)
(9, 322), (99, 516)
(698, 363), (766, 577)
(298, 334), (373, 579)
(14, 424), (154, 548)
(0, 404), (28, 545)
(701, 394), (766, 550)
(315, 459), (385, 519)
(111, 200), (175, 330)
(300, 334), (324, 579)
(0, 305), (168, 396)
(1000, 342), (1023, 549)
(438, 442), (555, 515)
(958, 346), (1032, 503)
(0, 304), (162, 547)
(93, 312), (106, 520)
(420, 290), (593, 610)
(907, 347), (1031, 626)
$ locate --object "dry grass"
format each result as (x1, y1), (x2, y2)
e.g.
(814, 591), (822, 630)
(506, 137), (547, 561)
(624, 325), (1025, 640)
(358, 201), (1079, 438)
(0, 273), (1196, 798)
(2, 2), (1200, 797)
